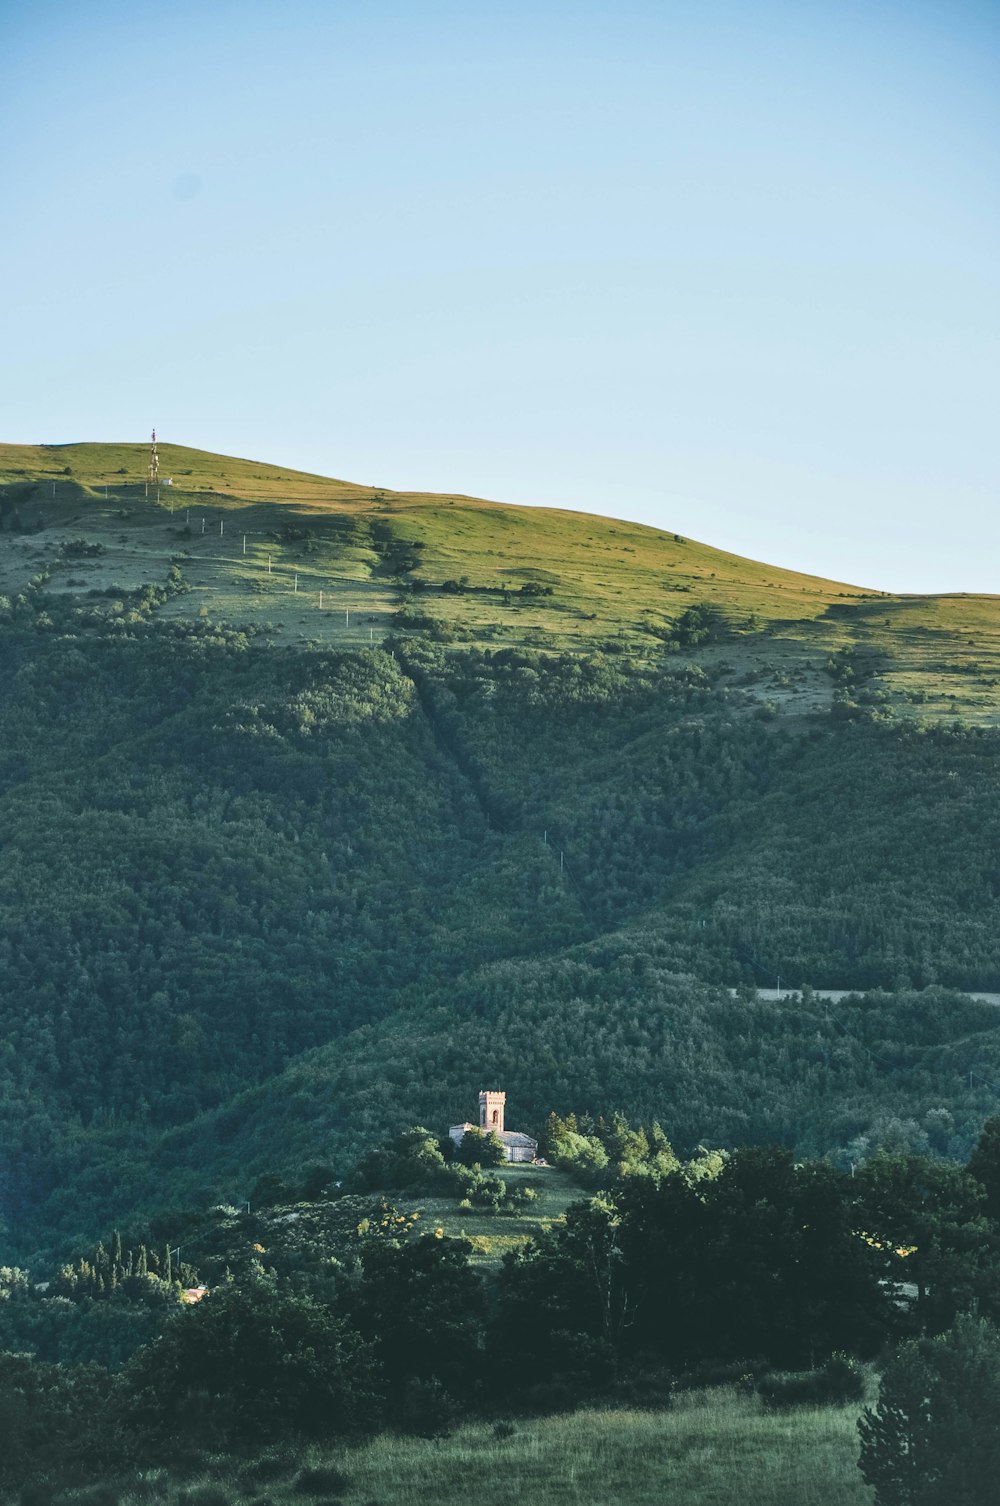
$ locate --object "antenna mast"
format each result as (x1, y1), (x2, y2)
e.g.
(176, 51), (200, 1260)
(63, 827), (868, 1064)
(148, 428), (159, 492)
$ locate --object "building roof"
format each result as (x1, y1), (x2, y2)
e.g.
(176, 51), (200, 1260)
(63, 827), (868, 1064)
(449, 1123), (538, 1148)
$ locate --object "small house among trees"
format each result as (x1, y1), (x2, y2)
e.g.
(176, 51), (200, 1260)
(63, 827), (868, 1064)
(450, 1090), (537, 1163)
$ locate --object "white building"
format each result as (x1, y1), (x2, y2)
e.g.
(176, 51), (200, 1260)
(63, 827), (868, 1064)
(449, 1089), (538, 1163)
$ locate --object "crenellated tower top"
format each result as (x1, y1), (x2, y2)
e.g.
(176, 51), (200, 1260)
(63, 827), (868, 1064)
(479, 1089), (505, 1134)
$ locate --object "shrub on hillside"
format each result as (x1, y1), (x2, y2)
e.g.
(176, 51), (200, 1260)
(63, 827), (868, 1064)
(346, 1127), (451, 1194)
(756, 1353), (864, 1409)
(292, 1465), (351, 1496)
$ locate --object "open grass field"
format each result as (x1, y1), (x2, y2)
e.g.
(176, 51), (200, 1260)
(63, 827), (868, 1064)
(306, 1392), (875, 1506)
(3, 439), (999, 720)
(399, 1163), (581, 1267)
(52, 1389), (874, 1506)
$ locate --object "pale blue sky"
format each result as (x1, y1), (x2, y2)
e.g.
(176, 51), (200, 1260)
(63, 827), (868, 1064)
(2, 0), (997, 592)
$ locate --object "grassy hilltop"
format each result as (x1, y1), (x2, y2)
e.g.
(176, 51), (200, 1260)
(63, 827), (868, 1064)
(2, 439), (999, 720)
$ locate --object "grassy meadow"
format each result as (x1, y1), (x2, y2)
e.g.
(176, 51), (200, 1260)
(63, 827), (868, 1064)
(51, 1389), (874, 1506)
(401, 1162), (580, 1267)
(296, 1393), (874, 1506)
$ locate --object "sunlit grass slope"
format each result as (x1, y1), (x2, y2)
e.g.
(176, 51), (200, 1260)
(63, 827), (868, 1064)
(400, 1162), (580, 1268)
(2, 439), (999, 719)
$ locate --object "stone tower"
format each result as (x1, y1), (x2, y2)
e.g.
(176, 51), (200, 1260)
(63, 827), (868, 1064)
(479, 1089), (505, 1134)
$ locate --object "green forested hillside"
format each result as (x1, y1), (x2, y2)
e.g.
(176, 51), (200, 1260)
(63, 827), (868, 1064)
(0, 441), (999, 1262)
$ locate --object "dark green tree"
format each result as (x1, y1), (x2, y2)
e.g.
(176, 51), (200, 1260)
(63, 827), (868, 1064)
(493, 1201), (620, 1395)
(453, 1126), (506, 1168)
(858, 1312), (1000, 1505)
(0, 1351), (117, 1488)
(340, 1233), (485, 1410)
(249, 1171), (292, 1208)
(968, 1112), (1000, 1226)
(348, 1126), (450, 1192)
(499, 1150), (892, 1380)
(126, 1274), (379, 1446)
(853, 1154), (996, 1331)
(690, 1149), (890, 1364)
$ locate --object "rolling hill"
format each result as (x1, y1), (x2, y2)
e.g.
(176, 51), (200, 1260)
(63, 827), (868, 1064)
(1, 440), (999, 1263)
(2, 439), (998, 722)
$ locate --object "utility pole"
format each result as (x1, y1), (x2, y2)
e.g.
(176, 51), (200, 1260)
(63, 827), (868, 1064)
(219, 519), (224, 537)
(294, 572), (298, 593)
(319, 590), (323, 609)
(267, 555), (271, 574)
(345, 606), (350, 628)
(242, 534), (247, 555)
